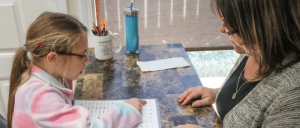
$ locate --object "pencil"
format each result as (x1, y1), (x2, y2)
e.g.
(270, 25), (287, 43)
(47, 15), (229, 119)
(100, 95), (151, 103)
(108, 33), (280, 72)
(101, 18), (104, 36)
(92, 22), (97, 35)
(95, 0), (101, 27)
(104, 17), (107, 35)
(93, 0), (97, 25)
(96, 26), (101, 36)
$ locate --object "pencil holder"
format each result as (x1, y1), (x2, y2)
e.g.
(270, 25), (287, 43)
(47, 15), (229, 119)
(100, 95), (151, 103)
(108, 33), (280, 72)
(124, 6), (139, 55)
(93, 31), (123, 60)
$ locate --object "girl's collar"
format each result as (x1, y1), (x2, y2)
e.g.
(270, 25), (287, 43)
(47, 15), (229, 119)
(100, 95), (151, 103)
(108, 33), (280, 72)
(31, 65), (72, 92)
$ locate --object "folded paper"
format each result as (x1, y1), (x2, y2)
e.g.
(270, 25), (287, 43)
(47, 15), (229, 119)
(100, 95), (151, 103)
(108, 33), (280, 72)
(137, 57), (190, 72)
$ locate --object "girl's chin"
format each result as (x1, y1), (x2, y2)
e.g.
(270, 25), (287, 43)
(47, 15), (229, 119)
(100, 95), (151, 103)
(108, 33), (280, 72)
(66, 78), (77, 81)
(65, 71), (83, 81)
(66, 75), (79, 81)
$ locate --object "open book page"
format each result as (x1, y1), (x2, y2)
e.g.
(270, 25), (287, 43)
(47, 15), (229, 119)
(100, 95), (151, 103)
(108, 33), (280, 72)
(74, 99), (161, 128)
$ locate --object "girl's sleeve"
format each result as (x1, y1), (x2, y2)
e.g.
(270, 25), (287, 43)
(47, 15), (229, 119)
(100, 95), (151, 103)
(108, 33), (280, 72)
(90, 102), (142, 128)
(30, 87), (90, 128)
(30, 84), (142, 128)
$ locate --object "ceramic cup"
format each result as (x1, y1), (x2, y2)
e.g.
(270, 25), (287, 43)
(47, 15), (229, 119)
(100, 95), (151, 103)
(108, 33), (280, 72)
(93, 31), (123, 60)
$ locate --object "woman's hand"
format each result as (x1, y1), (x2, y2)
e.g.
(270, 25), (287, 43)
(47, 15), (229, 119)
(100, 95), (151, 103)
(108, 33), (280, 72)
(174, 124), (204, 128)
(125, 98), (147, 113)
(178, 86), (219, 107)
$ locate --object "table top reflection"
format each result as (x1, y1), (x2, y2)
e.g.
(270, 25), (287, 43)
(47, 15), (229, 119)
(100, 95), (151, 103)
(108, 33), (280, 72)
(74, 44), (223, 128)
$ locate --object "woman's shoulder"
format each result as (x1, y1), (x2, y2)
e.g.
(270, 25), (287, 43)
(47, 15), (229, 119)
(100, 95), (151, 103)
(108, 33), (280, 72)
(251, 62), (300, 103)
(263, 61), (300, 90)
(222, 61), (300, 127)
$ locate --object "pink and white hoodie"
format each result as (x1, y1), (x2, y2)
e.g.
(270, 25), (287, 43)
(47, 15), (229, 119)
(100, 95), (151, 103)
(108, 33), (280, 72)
(12, 65), (142, 128)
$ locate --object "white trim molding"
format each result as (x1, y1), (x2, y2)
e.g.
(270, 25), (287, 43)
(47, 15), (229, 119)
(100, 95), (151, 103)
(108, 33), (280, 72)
(67, 0), (95, 47)
(0, 81), (10, 119)
(80, 0), (94, 31)
(54, 0), (68, 14)
(80, 0), (95, 48)
(66, 0), (94, 30)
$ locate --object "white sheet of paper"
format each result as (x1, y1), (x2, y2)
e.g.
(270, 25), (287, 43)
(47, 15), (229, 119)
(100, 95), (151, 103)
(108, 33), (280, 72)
(137, 57), (190, 72)
(74, 99), (161, 128)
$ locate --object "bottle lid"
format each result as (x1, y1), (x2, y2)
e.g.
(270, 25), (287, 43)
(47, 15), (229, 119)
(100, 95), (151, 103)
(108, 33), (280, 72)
(124, 8), (139, 16)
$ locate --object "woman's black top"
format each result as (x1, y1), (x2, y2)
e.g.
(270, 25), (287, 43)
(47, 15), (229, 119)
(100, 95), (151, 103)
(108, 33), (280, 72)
(216, 56), (261, 121)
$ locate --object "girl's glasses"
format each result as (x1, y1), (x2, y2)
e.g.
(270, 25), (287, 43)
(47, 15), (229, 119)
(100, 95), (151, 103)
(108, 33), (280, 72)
(64, 50), (88, 58)
(39, 50), (88, 59)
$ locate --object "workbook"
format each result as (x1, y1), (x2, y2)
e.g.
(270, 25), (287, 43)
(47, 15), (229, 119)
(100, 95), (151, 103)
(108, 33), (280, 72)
(74, 99), (161, 128)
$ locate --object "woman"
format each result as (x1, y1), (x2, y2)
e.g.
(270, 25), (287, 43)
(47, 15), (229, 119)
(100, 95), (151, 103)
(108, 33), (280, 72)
(176, 0), (300, 127)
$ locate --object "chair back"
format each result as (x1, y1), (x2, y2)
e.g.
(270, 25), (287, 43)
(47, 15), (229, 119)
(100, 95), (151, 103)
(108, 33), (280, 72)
(0, 114), (7, 128)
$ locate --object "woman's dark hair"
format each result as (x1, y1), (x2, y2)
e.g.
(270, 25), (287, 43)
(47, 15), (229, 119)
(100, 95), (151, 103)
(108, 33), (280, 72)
(211, 0), (300, 79)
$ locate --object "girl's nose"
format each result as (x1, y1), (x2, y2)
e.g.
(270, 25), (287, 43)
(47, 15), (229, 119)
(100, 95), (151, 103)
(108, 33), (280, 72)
(220, 22), (229, 35)
(83, 55), (90, 63)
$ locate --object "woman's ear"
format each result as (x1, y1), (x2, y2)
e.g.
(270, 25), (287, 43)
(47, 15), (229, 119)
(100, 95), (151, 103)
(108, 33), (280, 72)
(46, 52), (58, 66)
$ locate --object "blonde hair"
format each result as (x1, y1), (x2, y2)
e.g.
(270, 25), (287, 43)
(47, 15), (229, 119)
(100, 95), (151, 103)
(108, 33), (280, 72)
(7, 12), (87, 128)
(211, 0), (300, 79)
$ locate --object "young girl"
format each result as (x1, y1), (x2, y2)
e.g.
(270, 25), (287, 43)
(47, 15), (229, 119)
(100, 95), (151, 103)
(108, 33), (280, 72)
(7, 12), (146, 128)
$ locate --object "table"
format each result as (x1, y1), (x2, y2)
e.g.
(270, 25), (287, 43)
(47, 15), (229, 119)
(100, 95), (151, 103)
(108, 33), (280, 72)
(74, 44), (223, 128)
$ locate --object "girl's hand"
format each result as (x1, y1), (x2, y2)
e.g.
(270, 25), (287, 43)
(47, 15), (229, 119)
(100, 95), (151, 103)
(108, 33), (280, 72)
(178, 86), (219, 107)
(174, 124), (204, 128)
(125, 98), (147, 113)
